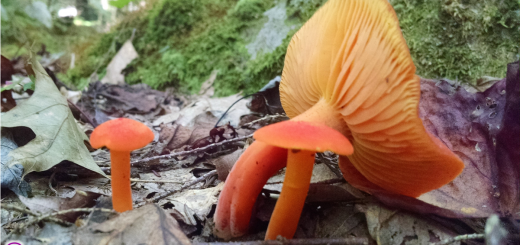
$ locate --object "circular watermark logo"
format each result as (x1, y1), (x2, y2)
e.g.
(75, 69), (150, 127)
(6, 241), (24, 245)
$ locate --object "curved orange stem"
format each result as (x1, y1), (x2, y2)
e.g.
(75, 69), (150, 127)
(110, 150), (133, 212)
(265, 149), (315, 240)
(214, 141), (288, 239)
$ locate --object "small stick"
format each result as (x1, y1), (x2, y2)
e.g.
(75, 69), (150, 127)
(130, 178), (183, 184)
(1, 204), (70, 226)
(99, 134), (253, 170)
(193, 237), (369, 245)
(429, 233), (485, 245)
(240, 114), (288, 129)
(24, 208), (116, 228)
(135, 170), (217, 208)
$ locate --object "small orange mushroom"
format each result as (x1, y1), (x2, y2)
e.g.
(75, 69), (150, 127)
(214, 0), (464, 240)
(254, 121), (352, 240)
(90, 118), (154, 212)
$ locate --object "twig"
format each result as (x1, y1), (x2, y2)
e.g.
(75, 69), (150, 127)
(193, 237), (369, 245)
(1, 204), (71, 243)
(130, 178), (183, 184)
(25, 208), (116, 228)
(240, 114), (288, 129)
(135, 170), (217, 208)
(99, 134), (253, 171)
(49, 170), (58, 196)
(429, 233), (485, 245)
(1, 204), (71, 226)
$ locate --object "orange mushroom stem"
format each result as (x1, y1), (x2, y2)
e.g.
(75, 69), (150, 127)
(90, 118), (154, 212)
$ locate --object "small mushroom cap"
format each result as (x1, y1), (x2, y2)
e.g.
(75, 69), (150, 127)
(254, 120), (353, 155)
(90, 118), (154, 152)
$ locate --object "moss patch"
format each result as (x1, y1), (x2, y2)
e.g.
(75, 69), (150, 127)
(68, 0), (519, 94)
(392, 0), (520, 83)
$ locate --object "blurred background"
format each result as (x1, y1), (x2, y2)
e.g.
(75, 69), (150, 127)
(2, 0), (519, 96)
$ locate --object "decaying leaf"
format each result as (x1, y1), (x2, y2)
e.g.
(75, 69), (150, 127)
(19, 191), (101, 222)
(77, 81), (176, 125)
(416, 62), (519, 218)
(314, 204), (371, 241)
(74, 204), (191, 245)
(163, 182), (223, 224)
(1, 55), (106, 177)
(8, 222), (75, 245)
(1, 131), (31, 197)
(213, 148), (244, 181)
(101, 39), (138, 85)
(363, 203), (459, 245)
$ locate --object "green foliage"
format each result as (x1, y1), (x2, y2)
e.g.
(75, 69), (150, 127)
(125, 0), (277, 95)
(143, 0), (203, 46)
(391, 0), (520, 83)
(109, 0), (133, 8)
(286, 0), (327, 21)
(65, 32), (117, 89)
(70, 0), (519, 95)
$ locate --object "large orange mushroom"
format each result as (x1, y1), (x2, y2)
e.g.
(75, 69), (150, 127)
(214, 0), (464, 240)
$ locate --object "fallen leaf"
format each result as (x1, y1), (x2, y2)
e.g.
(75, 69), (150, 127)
(8, 222), (75, 245)
(212, 148), (244, 181)
(1, 55), (15, 84)
(74, 204), (191, 245)
(198, 70), (218, 97)
(101, 39), (138, 85)
(77, 81), (175, 125)
(248, 77), (284, 115)
(164, 182), (223, 224)
(314, 204), (371, 241)
(417, 62), (519, 218)
(176, 93), (250, 127)
(19, 190), (101, 222)
(1, 54), (106, 177)
(1, 131), (31, 197)
(153, 107), (181, 126)
(363, 203), (459, 245)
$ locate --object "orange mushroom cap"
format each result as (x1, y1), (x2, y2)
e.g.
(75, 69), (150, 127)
(90, 118), (154, 152)
(279, 0), (464, 197)
(254, 120), (352, 155)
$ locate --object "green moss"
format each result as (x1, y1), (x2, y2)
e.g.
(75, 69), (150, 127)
(125, 0), (276, 95)
(391, 0), (520, 83)
(70, 0), (519, 95)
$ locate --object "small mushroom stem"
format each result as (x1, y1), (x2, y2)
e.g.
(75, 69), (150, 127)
(110, 150), (133, 212)
(214, 141), (288, 239)
(265, 149), (315, 240)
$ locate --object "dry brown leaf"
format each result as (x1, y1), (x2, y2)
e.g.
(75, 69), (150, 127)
(363, 203), (459, 245)
(74, 204), (190, 245)
(212, 148), (244, 181)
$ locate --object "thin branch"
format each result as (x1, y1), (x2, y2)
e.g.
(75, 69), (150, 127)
(240, 114), (288, 129)
(429, 233), (485, 245)
(130, 178), (183, 184)
(135, 170), (217, 208)
(1, 204), (71, 226)
(26, 208), (116, 227)
(193, 237), (369, 245)
(98, 134), (253, 171)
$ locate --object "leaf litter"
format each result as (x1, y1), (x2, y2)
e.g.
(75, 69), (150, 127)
(1, 54), (519, 245)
